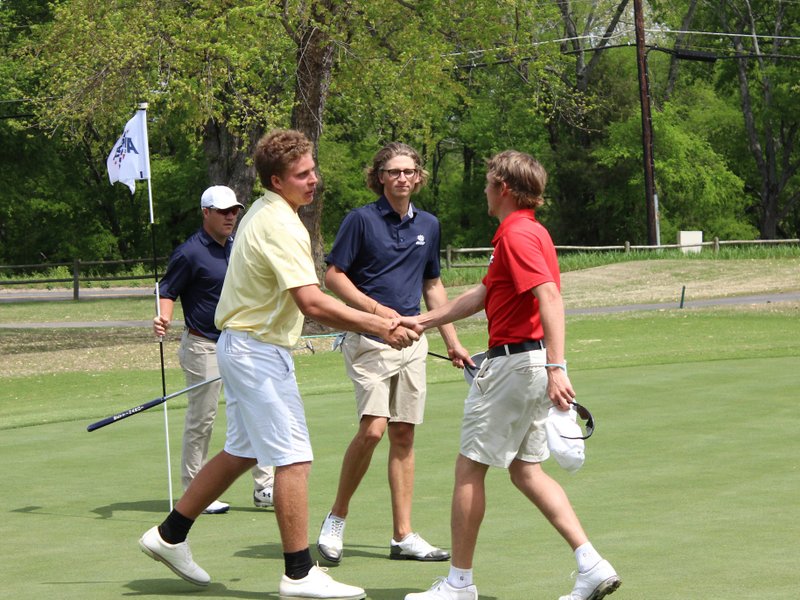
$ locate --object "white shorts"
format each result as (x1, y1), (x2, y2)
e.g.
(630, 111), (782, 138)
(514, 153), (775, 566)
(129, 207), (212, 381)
(460, 349), (550, 468)
(216, 329), (313, 467)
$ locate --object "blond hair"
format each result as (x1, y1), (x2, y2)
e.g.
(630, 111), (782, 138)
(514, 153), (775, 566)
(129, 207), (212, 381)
(486, 150), (547, 209)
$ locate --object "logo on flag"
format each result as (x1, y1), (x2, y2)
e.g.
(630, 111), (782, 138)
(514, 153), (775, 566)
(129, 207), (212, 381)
(107, 110), (150, 194)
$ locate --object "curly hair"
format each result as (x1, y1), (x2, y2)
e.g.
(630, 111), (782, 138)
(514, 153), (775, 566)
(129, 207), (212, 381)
(486, 150), (547, 209)
(365, 142), (429, 195)
(254, 129), (314, 190)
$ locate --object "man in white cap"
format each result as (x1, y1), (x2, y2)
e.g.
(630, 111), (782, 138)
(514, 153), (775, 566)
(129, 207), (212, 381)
(153, 185), (275, 514)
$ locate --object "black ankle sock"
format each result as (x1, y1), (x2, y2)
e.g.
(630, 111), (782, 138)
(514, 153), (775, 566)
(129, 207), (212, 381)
(284, 548), (314, 580)
(158, 509), (194, 544)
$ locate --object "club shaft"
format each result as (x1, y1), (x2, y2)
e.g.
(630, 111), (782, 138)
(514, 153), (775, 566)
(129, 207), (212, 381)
(427, 351), (476, 372)
(86, 376), (221, 432)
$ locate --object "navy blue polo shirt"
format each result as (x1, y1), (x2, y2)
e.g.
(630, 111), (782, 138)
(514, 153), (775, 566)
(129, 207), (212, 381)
(158, 228), (232, 341)
(325, 196), (442, 317)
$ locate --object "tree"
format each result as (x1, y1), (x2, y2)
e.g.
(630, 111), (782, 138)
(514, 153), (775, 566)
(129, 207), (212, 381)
(721, 0), (800, 238)
(686, 0), (800, 239)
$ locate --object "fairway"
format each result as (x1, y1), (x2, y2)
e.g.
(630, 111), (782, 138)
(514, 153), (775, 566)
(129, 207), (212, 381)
(1, 298), (798, 598)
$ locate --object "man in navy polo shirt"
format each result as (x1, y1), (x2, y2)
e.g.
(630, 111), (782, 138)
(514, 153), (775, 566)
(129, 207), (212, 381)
(317, 143), (471, 564)
(154, 185), (274, 514)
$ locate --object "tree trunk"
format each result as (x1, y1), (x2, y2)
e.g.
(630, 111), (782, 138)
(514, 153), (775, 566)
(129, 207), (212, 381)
(202, 119), (262, 207)
(285, 1), (342, 334)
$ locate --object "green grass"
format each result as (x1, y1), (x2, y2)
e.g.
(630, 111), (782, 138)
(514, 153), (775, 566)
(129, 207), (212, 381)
(1, 302), (798, 598)
(0, 297), (181, 324)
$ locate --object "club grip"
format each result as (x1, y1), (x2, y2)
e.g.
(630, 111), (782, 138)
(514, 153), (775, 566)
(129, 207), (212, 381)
(86, 396), (166, 432)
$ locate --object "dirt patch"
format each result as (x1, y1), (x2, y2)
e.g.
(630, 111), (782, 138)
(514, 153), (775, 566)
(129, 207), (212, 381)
(561, 259), (799, 308)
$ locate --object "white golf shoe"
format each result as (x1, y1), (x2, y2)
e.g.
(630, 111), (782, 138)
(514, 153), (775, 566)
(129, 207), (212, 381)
(317, 512), (346, 563)
(278, 565), (365, 599)
(405, 578), (478, 600)
(253, 486), (274, 508)
(559, 559), (621, 600)
(202, 499), (230, 514)
(390, 532), (450, 561)
(138, 526), (210, 586)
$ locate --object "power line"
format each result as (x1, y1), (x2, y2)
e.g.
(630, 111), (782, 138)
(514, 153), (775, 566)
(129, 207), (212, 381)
(645, 28), (800, 43)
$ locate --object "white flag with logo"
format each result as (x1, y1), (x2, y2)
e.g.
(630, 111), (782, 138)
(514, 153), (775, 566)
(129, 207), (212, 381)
(106, 110), (150, 194)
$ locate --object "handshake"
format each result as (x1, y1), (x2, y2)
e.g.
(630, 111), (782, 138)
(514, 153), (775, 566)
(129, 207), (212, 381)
(379, 314), (426, 350)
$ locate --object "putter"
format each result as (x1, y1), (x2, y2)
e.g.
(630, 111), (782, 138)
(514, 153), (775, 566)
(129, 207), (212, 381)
(86, 376), (221, 432)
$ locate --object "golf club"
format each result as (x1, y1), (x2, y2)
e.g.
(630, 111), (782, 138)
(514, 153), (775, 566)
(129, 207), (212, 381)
(427, 351), (477, 371)
(427, 351), (482, 384)
(86, 376), (221, 432)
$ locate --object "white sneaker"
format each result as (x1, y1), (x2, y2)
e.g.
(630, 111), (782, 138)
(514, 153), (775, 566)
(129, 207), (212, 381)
(203, 499), (230, 514)
(254, 486), (274, 508)
(317, 512), (346, 563)
(390, 532), (450, 561)
(559, 559), (621, 600)
(138, 526), (210, 586)
(405, 578), (478, 600)
(279, 564), (365, 599)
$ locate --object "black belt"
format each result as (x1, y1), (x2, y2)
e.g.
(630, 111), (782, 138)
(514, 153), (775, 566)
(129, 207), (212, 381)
(486, 340), (545, 359)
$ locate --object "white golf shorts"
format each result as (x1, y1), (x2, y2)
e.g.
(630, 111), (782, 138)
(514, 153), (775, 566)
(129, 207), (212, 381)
(217, 329), (313, 466)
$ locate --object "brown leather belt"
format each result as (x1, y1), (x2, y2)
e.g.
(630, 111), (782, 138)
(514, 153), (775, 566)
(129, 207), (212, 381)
(187, 328), (209, 339)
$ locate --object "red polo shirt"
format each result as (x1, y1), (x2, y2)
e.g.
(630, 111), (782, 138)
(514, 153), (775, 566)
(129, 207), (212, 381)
(482, 209), (560, 347)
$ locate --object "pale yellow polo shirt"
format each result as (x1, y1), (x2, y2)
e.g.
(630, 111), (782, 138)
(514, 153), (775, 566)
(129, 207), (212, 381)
(214, 191), (319, 347)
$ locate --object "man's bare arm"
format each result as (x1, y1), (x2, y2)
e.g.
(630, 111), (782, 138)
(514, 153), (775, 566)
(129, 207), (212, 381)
(325, 265), (400, 318)
(421, 278), (471, 366)
(290, 284), (419, 349)
(532, 281), (575, 410)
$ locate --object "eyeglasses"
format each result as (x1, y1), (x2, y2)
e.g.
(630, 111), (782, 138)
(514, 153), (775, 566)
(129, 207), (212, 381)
(381, 168), (418, 179)
(560, 401), (595, 440)
(212, 206), (241, 216)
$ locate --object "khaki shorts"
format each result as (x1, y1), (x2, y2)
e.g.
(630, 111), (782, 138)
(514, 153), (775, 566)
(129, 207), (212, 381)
(340, 332), (428, 424)
(460, 349), (550, 468)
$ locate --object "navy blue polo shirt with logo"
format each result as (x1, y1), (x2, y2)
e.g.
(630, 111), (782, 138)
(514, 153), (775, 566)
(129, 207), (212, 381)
(325, 196), (442, 317)
(158, 228), (232, 341)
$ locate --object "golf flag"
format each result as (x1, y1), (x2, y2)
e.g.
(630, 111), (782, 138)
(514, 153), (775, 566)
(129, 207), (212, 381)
(106, 109), (150, 194)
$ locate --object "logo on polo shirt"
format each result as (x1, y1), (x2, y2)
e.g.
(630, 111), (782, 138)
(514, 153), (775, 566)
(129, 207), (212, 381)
(415, 235), (426, 246)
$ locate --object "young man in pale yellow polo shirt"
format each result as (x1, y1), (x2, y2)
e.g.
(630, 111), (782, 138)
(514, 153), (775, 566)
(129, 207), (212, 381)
(138, 129), (421, 600)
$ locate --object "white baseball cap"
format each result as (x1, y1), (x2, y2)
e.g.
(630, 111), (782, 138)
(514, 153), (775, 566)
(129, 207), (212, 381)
(545, 406), (586, 472)
(200, 185), (244, 210)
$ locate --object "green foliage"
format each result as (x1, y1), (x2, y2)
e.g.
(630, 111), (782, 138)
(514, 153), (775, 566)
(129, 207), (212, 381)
(317, 136), (381, 245)
(1, 0), (798, 266)
(592, 87), (754, 244)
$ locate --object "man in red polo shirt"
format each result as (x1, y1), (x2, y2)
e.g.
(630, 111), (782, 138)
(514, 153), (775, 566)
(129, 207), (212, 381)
(399, 151), (621, 600)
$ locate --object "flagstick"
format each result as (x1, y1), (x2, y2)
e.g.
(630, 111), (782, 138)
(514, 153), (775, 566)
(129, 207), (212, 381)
(139, 102), (174, 511)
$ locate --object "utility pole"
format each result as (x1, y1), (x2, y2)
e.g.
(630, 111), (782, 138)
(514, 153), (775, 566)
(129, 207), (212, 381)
(633, 0), (658, 246)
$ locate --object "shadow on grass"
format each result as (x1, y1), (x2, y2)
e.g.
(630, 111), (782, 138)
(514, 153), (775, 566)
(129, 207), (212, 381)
(311, 542), (392, 563)
(123, 579), (266, 597)
(119, 578), (474, 600)
(91, 499), (175, 519)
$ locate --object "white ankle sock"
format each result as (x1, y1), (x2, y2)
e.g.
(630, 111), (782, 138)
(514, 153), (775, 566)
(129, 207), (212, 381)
(447, 566), (473, 588)
(575, 542), (602, 573)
